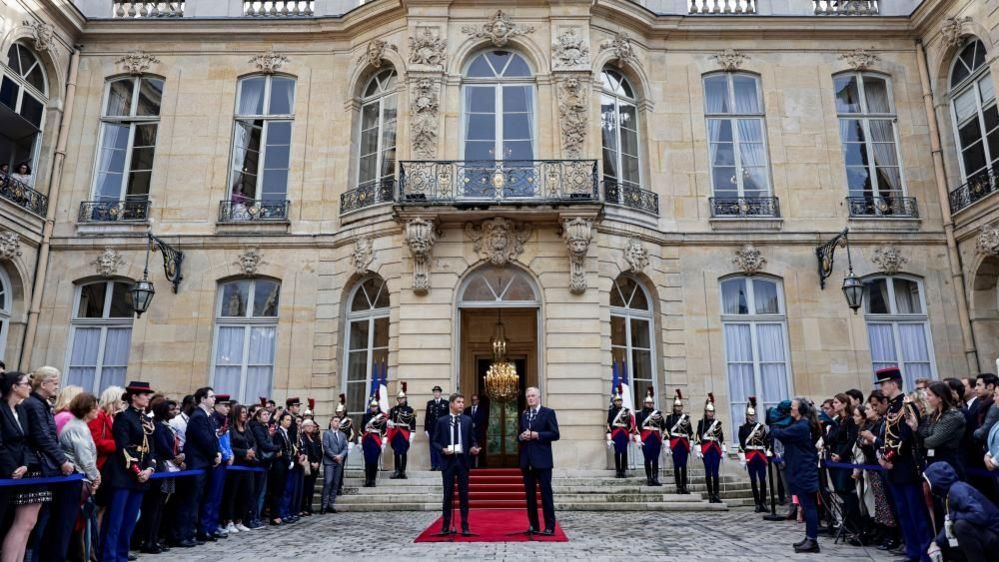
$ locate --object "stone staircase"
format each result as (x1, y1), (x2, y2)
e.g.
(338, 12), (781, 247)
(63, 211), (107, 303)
(331, 466), (757, 512)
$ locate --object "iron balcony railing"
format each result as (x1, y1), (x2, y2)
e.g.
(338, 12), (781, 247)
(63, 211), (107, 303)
(398, 160), (599, 205)
(602, 179), (659, 216)
(78, 199), (150, 223)
(340, 177), (395, 215)
(846, 195), (919, 218)
(709, 196), (780, 218)
(949, 168), (998, 214)
(813, 0), (879, 15)
(218, 199), (290, 223)
(0, 172), (48, 216)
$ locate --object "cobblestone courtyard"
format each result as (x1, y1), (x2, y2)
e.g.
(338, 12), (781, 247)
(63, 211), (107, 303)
(143, 509), (894, 561)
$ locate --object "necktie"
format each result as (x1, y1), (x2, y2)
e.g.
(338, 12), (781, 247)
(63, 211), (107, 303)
(450, 415), (458, 450)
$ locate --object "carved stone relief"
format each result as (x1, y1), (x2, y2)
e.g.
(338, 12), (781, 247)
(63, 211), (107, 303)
(465, 218), (532, 267)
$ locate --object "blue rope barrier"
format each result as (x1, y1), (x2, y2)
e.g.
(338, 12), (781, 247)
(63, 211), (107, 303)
(148, 469), (204, 480)
(224, 465), (266, 473)
(822, 459), (999, 479)
(0, 473), (85, 488)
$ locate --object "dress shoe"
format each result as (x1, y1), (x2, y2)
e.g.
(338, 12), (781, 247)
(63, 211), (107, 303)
(650, 480), (661, 487)
(540, 529), (555, 536)
(389, 471), (402, 479)
(400, 473), (408, 479)
(212, 530), (227, 539)
(127, 555), (137, 561)
(793, 537), (808, 548)
(794, 539), (820, 553)
(194, 539), (206, 546)
(329, 507), (337, 513)
(157, 543), (171, 552)
(174, 539), (196, 548)
(319, 507), (327, 515)
(197, 534), (216, 542)
(140, 545), (162, 555)
(461, 529), (472, 536)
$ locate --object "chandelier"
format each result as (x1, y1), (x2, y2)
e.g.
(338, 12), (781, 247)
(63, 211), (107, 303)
(485, 310), (519, 403)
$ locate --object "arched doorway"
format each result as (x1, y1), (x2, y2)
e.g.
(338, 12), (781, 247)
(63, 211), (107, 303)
(456, 265), (541, 467)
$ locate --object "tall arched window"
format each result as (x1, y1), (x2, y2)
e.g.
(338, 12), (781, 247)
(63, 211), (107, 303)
(611, 275), (655, 407)
(0, 268), (10, 364)
(212, 278), (280, 403)
(462, 50), (535, 163)
(343, 276), (389, 424)
(227, 74), (295, 221)
(720, 276), (791, 432)
(834, 72), (907, 216)
(66, 281), (134, 392)
(357, 69), (397, 200)
(704, 72), (774, 216)
(864, 275), (936, 389)
(601, 69), (642, 206)
(950, 40), (996, 186)
(90, 75), (163, 221)
(1, 43), (47, 175)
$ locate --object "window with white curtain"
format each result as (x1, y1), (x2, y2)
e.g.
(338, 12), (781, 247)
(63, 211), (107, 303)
(66, 281), (134, 393)
(864, 276), (935, 389)
(721, 276), (792, 435)
(704, 73), (771, 199)
(611, 275), (656, 408)
(1, 43), (47, 173)
(343, 276), (389, 427)
(949, 40), (997, 184)
(601, 69), (640, 191)
(834, 72), (905, 204)
(93, 76), (163, 204)
(211, 279), (280, 404)
(229, 75), (296, 203)
(0, 268), (10, 364)
(357, 69), (397, 192)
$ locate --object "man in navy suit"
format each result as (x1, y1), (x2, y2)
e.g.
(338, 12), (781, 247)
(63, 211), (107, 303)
(182, 387), (221, 544)
(432, 393), (480, 535)
(465, 394), (488, 468)
(519, 386), (560, 535)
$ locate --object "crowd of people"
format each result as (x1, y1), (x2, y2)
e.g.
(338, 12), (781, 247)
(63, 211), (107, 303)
(0, 362), (359, 562)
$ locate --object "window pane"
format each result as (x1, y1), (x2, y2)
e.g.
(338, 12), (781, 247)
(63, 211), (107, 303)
(213, 326), (244, 397)
(503, 53), (531, 77)
(77, 284), (108, 318)
(373, 317), (389, 348)
(708, 119), (733, 143)
(238, 77), (266, 115)
(95, 124), (129, 200)
(863, 76), (891, 113)
(752, 279), (779, 314)
(503, 86), (529, 113)
(611, 315), (626, 347)
(733, 75), (760, 113)
(106, 80), (134, 117)
(711, 143), (735, 167)
(67, 327), (101, 389)
(18, 94), (43, 128)
(630, 318), (650, 349)
(865, 279), (890, 314)
(6, 45), (21, 74)
(268, 77), (295, 115)
(348, 319), (369, 350)
(220, 280), (250, 317)
(136, 79), (164, 116)
(704, 75), (730, 114)
(467, 114), (495, 141)
(867, 323), (897, 365)
(834, 75), (861, 114)
(893, 278), (921, 314)
(0, 77), (16, 111)
(108, 283), (134, 318)
(253, 280), (280, 316)
(503, 113), (531, 140)
(953, 88), (978, 124)
(980, 74), (996, 105)
(467, 54), (494, 78)
(721, 278), (749, 315)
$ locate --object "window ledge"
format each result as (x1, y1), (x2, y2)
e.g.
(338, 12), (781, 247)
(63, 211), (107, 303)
(846, 216), (921, 232)
(214, 220), (290, 236)
(708, 217), (783, 232)
(603, 203), (659, 227)
(76, 222), (150, 237)
(339, 201), (394, 226)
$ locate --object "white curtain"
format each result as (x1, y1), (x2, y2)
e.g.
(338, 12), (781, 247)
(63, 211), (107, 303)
(705, 77), (728, 114)
(67, 327), (101, 390)
(757, 323), (788, 406)
(725, 323), (754, 429)
(893, 279), (921, 314)
(100, 327), (131, 391)
(238, 77), (266, 116)
(213, 326), (245, 398)
(862, 76), (891, 114)
(269, 77), (296, 115)
(733, 75), (760, 114)
(96, 124), (130, 200)
(105, 81), (132, 117)
(868, 120), (901, 193)
(722, 279), (746, 314)
(979, 74), (995, 105)
(753, 279), (779, 314)
(867, 323), (897, 372)
(899, 323), (932, 388)
(246, 326), (276, 403)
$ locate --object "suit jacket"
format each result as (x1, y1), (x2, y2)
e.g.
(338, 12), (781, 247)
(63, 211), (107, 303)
(322, 429), (348, 465)
(467, 404), (488, 438)
(0, 403), (29, 478)
(184, 407), (219, 469)
(22, 392), (67, 476)
(433, 414), (478, 469)
(518, 406), (560, 470)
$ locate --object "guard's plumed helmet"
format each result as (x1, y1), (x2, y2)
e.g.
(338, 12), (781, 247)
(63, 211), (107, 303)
(673, 389), (683, 408)
(705, 392), (716, 413)
(369, 396), (379, 408)
(746, 396), (758, 418)
(643, 386), (654, 406)
(335, 394), (346, 415)
(397, 381), (407, 400)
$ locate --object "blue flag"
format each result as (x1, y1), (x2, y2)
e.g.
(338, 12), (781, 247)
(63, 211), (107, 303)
(611, 360), (619, 404)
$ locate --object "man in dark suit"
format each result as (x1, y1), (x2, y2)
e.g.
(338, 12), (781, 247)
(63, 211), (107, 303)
(432, 393), (480, 535)
(424, 385), (448, 470)
(518, 386), (560, 535)
(183, 387), (221, 544)
(466, 394), (488, 468)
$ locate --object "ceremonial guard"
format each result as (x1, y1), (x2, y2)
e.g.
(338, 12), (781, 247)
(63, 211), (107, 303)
(696, 393), (726, 503)
(635, 388), (666, 486)
(424, 385), (448, 471)
(606, 392), (636, 478)
(102, 381), (156, 562)
(665, 389), (693, 494)
(876, 367), (932, 561)
(361, 397), (387, 487)
(334, 394), (355, 494)
(388, 382), (416, 479)
(738, 397), (771, 512)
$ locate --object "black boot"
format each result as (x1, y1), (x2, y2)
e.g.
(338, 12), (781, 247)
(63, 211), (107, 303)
(750, 479), (760, 510)
(681, 466), (689, 494)
(651, 461), (661, 486)
(644, 461), (653, 485)
(400, 454), (408, 479)
(757, 478), (768, 512)
(674, 469), (682, 493)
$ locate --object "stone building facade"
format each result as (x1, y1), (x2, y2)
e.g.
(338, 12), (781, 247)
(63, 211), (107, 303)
(0, 0), (997, 468)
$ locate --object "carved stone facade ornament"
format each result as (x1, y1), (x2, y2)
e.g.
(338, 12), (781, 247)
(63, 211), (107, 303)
(465, 218), (532, 267)
(624, 238), (649, 274)
(562, 218), (594, 294)
(557, 75), (589, 158)
(249, 51), (289, 74)
(976, 224), (999, 257)
(599, 32), (638, 68)
(941, 16), (973, 48)
(405, 218), (438, 294)
(733, 244), (766, 275)
(95, 248), (125, 277)
(839, 48), (880, 71)
(461, 10), (534, 48)
(234, 248), (265, 276)
(352, 237), (374, 275)
(360, 40), (396, 69)
(552, 29), (589, 70)
(408, 27), (447, 67)
(116, 51), (160, 75)
(0, 231), (21, 261)
(410, 78), (441, 159)
(23, 20), (54, 53)
(712, 49), (748, 72)
(871, 244), (908, 275)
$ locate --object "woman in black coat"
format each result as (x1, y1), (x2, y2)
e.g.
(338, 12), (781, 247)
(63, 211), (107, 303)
(826, 393), (861, 536)
(298, 420), (323, 516)
(222, 404), (257, 531)
(248, 407), (279, 527)
(771, 397), (821, 554)
(0, 371), (46, 560)
(268, 412), (294, 525)
(140, 399), (178, 554)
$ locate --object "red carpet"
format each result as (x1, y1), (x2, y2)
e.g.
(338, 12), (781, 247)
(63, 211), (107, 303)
(453, 468), (541, 510)
(414, 509), (568, 543)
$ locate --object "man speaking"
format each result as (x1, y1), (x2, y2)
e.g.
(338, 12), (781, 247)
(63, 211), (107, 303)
(518, 387), (560, 535)
(432, 393), (480, 536)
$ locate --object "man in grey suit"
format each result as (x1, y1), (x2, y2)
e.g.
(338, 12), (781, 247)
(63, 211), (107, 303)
(321, 417), (349, 514)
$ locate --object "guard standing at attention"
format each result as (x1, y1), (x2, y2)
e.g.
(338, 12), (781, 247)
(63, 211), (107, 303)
(388, 382), (416, 479)
(665, 389), (693, 494)
(635, 387), (666, 487)
(606, 392), (636, 478)
(696, 393), (726, 504)
(361, 397), (387, 487)
(424, 385), (448, 471)
(738, 396), (771, 512)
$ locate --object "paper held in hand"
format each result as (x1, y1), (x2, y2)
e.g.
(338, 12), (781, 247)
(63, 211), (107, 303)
(446, 444), (463, 454)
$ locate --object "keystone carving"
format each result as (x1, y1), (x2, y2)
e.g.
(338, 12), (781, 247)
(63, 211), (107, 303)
(624, 238), (649, 274)
(871, 244), (907, 275)
(733, 244), (766, 275)
(116, 51), (160, 75)
(465, 218), (531, 267)
(461, 10), (534, 48)
(95, 247), (125, 277)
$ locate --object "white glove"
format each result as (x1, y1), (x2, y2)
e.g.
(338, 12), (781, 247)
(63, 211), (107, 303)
(740, 460), (747, 470)
(347, 443), (355, 453)
(723, 444), (729, 455)
(387, 420), (395, 428)
(738, 452), (746, 463)
(424, 431), (430, 439)
(606, 439), (613, 448)
(696, 448), (703, 459)
(409, 433), (414, 443)
(664, 445), (672, 456)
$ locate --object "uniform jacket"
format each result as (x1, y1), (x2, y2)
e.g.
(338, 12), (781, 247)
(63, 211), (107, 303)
(518, 406), (560, 470)
(424, 398), (449, 435)
(105, 407), (156, 491)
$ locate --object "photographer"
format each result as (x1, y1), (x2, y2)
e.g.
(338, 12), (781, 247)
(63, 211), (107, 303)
(770, 397), (822, 554)
(924, 461), (999, 562)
